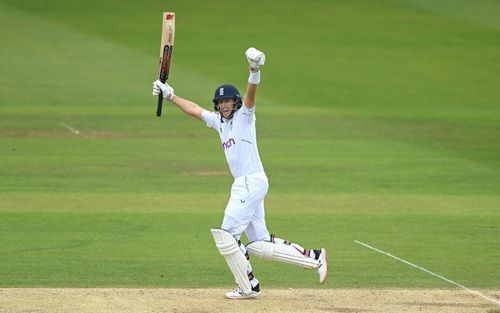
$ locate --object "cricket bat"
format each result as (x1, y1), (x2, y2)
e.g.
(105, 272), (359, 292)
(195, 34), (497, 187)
(156, 12), (175, 117)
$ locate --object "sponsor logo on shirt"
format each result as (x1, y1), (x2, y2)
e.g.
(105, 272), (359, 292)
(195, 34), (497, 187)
(223, 138), (236, 150)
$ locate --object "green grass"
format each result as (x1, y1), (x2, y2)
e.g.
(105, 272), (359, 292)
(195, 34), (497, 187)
(1, 193), (498, 288)
(0, 0), (499, 289)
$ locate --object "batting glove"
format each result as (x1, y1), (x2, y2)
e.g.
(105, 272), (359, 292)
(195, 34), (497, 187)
(152, 80), (175, 102)
(245, 47), (265, 85)
(245, 47), (265, 72)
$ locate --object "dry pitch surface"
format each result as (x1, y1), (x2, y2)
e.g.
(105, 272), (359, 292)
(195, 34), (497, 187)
(1, 288), (499, 313)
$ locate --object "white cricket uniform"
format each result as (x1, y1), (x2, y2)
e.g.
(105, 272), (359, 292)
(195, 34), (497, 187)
(202, 105), (270, 242)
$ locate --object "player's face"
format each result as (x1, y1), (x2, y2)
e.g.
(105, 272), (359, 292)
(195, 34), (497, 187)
(218, 98), (236, 118)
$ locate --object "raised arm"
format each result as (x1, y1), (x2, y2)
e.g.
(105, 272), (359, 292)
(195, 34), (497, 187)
(243, 47), (266, 109)
(171, 95), (204, 120)
(153, 80), (204, 120)
(244, 84), (258, 109)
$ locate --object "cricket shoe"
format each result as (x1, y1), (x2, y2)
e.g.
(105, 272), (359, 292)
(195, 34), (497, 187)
(317, 248), (328, 284)
(225, 283), (260, 300)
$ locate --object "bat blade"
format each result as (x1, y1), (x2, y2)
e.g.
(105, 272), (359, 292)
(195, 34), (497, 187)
(156, 12), (175, 117)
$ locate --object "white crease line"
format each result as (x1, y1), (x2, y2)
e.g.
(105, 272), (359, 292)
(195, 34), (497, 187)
(59, 122), (80, 135)
(354, 240), (500, 306)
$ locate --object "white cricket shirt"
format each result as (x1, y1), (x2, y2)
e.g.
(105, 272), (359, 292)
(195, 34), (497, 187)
(201, 105), (265, 178)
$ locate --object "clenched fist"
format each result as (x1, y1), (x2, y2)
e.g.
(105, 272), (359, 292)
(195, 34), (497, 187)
(245, 47), (265, 73)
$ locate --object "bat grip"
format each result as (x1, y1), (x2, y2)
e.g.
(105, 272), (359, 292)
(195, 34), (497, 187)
(156, 92), (163, 117)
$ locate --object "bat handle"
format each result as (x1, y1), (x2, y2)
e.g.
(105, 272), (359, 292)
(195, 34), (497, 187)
(156, 92), (163, 117)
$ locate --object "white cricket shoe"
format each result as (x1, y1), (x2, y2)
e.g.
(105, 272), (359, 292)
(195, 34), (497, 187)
(317, 248), (328, 284)
(225, 284), (261, 300)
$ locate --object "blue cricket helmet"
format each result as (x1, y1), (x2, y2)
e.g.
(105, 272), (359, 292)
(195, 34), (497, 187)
(212, 84), (243, 112)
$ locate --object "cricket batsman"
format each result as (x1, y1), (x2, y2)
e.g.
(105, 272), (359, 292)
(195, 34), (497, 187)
(152, 47), (328, 299)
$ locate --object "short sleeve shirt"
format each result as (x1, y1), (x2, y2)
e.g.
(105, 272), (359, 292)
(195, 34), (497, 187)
(201, 105), (264, 178)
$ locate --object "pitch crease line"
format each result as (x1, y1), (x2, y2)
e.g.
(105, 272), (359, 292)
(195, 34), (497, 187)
(354, 240), (500, 306)
(59, 122), (80, 135)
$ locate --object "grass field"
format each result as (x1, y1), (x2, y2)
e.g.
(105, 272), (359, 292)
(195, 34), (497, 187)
(1, 0), (499, 292)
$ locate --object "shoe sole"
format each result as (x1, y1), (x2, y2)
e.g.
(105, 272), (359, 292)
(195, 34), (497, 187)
(225, 293), (260, 300)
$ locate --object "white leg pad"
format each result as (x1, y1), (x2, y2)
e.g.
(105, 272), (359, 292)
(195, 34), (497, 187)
(210, 228), (252, 294)
(246, 240), (319, 269)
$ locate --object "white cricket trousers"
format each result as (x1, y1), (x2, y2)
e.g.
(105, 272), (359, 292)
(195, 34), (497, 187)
(221, 172), (270, 242)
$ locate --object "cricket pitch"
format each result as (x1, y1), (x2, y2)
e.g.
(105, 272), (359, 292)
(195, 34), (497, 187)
(1, 288), (499, 313)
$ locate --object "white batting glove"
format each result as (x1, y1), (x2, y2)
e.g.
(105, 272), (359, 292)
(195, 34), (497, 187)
(152, 80), (175, 101)
(245, 47), (265, 73)
(245, 47), (265, 84)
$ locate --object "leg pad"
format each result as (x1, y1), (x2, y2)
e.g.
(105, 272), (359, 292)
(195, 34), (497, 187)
(246, 240), (319, 269)
(211, 228), (252, 293)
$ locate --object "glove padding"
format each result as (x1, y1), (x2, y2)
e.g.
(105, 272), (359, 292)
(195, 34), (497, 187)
(245, 47), (265, 72)
(152, 80), (175, 101)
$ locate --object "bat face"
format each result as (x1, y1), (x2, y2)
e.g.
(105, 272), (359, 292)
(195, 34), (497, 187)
(156, 12), (175, 117)
(159, 45), (172, 82)
(158, 12), (175, 83)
